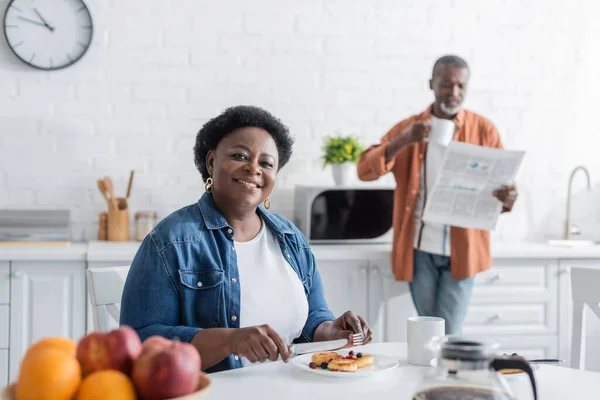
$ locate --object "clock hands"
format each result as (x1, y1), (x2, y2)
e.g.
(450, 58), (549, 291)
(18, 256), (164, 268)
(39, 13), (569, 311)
(16, 9), (55, 32)
(33, 8), (55, 32)
(17, 15), (49, 29)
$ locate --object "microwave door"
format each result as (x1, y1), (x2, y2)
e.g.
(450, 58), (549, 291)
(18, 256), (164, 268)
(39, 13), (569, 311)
(305, 188), (394, 242)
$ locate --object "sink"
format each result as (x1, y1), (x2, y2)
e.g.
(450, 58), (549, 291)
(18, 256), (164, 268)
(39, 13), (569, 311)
(547, 239), (597, 248)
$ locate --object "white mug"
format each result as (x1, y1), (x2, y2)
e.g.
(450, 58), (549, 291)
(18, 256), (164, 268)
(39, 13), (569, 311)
(429, 117), (456, 145)
(407, 316), (445, 366)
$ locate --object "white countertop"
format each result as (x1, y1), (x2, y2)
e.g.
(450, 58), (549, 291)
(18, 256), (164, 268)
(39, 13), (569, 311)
(2, 240), (600, 262)
(203, 342), (600, 400)
(87, 241), (142, 262)
(490, 240), (600, 259)
(87, 240), (600, 262)
(0, 243), (87, 261)
(87, 241), (396, 262)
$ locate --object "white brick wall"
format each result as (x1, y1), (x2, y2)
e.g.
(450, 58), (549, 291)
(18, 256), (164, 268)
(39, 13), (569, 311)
(1, 0), (600, 242)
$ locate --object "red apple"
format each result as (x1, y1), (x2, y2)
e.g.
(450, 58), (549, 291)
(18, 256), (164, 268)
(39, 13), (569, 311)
(76, 325), (143, 377)
(132, 336), (201, 400)
(141, 335), (172, 353)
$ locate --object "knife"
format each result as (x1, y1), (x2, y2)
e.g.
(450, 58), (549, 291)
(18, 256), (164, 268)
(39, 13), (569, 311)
(528, 359), (565, 364)
(289, 339), (349, 356)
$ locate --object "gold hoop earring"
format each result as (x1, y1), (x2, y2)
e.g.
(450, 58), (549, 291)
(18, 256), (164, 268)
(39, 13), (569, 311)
(264, 197), (271, 210)
(204, 177), (213, 193)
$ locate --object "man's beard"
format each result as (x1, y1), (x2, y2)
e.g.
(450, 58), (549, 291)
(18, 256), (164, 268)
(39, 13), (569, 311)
(439, 101), (461, 116)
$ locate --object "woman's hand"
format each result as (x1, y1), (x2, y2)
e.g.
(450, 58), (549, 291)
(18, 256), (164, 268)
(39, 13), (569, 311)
(315, 311), (373, 344)
(228, 324), (290, 363)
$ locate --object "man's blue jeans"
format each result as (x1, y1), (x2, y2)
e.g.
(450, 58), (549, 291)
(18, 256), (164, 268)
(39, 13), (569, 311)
(409, 249), (475, 335)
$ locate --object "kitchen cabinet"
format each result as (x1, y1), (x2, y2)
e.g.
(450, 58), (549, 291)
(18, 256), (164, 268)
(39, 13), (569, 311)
(367, 260), (415, 344)
(315, 260), (369, 321)
(0, 262), (9, 304)
(0, 262), (9, 388)
(493, 335), (558, 360)
(466, 259), (559, 336)
(84, 241), (600, 363)
(8, 261), (86, 382)
(367, 257), (562, 359)
(557, 259), (600, 371)
(466, 258), (560, 359)
(0, 350), (8, 389)
(2, 240), (600, 384)
(0, 305), (8, 349)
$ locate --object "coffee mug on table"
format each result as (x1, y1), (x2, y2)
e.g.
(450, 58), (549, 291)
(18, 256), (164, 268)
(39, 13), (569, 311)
(407, 316), (445, 366)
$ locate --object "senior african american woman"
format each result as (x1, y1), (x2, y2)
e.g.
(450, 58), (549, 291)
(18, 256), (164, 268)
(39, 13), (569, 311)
(120, 105), (372, 373)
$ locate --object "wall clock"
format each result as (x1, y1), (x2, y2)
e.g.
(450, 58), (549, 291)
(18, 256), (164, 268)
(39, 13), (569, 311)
(3, 0), (93, 70)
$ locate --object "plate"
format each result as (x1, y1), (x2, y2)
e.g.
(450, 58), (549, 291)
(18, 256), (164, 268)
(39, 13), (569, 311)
(291, 350), (399, 378)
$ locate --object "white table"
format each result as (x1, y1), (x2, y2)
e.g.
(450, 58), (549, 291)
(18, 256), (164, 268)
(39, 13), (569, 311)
(203, 342), (600, 400)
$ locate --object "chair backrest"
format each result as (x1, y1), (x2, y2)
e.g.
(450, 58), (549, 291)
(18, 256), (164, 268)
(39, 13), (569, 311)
(86, 266), (130, 332)
(570, 266), (600, 369)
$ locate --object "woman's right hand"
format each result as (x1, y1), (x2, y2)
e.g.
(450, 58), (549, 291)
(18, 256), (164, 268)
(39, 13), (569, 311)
(228, 325), (290, 363)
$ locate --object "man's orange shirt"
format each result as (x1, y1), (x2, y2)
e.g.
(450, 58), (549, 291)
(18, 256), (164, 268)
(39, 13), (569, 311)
(357, 105), (504, 282)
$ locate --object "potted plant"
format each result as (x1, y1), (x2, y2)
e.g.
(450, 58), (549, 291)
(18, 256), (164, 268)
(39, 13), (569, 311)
(322, 134), (365, 186)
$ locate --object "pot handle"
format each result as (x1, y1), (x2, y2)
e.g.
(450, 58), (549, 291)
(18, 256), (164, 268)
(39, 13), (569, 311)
(490, 358), (538, 400)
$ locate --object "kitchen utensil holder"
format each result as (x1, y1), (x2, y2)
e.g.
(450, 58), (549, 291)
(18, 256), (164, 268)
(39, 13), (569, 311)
(107, 197), (129, 242)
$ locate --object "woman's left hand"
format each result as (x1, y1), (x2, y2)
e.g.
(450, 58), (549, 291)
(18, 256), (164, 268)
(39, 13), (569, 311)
(318, 311), (372, 344)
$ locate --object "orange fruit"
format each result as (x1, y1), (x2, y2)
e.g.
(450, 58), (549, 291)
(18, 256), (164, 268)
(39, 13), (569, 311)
(24, 337), (77, 358)
(77, 370), (137, 400)
(16, 347), (81, 400)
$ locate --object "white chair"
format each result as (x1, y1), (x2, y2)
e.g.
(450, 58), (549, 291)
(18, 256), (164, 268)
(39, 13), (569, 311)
(86, 266), (130, 332)
(570, 266), (600, 369)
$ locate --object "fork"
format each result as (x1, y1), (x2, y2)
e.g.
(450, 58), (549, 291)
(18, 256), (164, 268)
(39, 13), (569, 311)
(336, 333), (364, 351)
(350, 332), (364, 347)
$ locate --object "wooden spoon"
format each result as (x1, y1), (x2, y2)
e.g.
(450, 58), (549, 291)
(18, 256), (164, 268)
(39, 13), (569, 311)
(103, 176), (118, 209)
(97, 179), (110, 205)
(126, 170), (135, 199)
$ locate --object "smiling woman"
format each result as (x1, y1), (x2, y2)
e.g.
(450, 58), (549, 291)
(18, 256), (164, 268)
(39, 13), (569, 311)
(193, 106), (294, 226)
(119, 105), (373, 374)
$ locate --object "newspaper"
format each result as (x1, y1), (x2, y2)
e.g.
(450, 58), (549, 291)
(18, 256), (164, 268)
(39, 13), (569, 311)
(422, 141), (525, 230)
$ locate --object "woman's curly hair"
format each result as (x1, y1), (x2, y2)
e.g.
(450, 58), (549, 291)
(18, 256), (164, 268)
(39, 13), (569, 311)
(194, 105), (294, 182)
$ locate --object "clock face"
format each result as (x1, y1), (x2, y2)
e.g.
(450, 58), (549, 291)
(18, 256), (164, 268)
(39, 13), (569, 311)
(3, 0), (93, 70)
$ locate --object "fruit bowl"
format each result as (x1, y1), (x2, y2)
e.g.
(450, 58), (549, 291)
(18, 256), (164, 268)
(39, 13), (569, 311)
(2, 372), (212, 400)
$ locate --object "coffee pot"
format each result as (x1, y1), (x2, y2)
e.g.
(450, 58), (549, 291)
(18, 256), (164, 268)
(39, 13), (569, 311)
(412, 336), (538, 400)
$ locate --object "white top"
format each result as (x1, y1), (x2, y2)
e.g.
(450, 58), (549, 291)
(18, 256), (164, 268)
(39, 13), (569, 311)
(204, 342), (600, 400)
(235, 219), (309, 367)
(414, 115), (456, 256)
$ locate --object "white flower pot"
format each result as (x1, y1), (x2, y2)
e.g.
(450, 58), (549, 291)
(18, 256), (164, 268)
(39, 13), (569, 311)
(331, 162), (356, 186)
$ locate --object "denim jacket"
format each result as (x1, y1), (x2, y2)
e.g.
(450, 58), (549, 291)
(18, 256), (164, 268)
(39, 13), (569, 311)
(120, 192), (335, 373)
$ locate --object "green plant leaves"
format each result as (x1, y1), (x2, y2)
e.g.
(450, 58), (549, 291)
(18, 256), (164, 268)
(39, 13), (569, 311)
(321, 135), (365, 167)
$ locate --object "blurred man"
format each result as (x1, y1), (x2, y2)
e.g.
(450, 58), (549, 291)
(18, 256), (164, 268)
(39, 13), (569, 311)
(357, 55), (517, 335)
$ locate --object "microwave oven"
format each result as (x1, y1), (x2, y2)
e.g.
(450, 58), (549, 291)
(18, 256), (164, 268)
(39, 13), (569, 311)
(294, 185), (395, 244)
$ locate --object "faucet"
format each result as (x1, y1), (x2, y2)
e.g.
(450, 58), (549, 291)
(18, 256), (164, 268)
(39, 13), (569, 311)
(565, 166), (591, 240)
